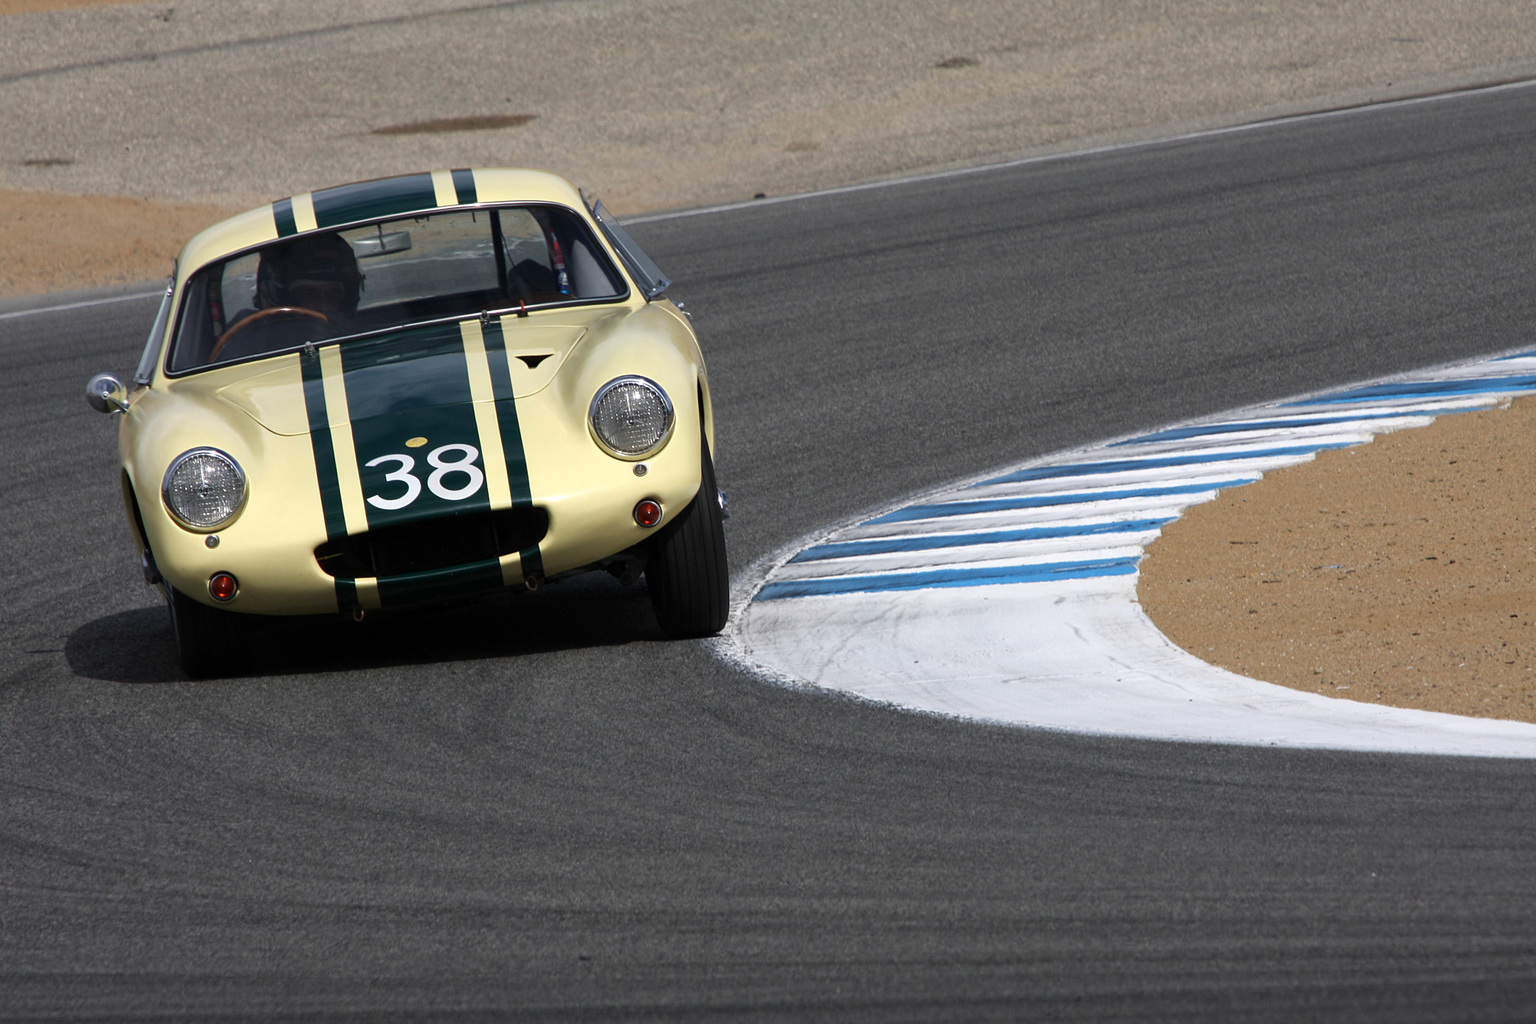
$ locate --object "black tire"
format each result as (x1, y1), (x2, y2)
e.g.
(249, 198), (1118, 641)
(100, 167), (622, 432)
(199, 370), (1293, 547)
(646, 440), (729, 638)
(166, 585), (250, 679)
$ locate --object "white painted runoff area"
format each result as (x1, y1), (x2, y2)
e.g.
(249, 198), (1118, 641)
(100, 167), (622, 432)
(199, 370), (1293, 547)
(724, 347), (1536, 757)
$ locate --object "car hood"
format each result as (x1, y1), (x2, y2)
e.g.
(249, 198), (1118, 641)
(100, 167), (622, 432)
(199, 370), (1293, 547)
(214, 316), (596, 437)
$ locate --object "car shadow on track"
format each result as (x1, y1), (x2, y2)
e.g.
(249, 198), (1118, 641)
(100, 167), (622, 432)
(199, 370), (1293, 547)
(65, 576), (671, 684)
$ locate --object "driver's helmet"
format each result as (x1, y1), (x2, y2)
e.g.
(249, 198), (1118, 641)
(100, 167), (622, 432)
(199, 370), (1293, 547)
(256, 233), (363, 318)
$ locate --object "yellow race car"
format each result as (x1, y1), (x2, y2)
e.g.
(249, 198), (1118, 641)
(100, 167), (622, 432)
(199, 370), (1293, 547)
(86, 169), (727, 677)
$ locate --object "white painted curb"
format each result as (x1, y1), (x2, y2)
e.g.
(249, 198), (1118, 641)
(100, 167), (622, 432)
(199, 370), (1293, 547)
(718, 346), (1536, 757)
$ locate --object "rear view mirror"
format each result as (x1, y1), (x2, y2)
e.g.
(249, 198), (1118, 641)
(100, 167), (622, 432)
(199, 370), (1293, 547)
(352, 230), (412, 258)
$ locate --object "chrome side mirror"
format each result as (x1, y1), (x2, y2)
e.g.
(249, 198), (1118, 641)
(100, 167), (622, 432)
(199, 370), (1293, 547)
(85, 372), (128, 414)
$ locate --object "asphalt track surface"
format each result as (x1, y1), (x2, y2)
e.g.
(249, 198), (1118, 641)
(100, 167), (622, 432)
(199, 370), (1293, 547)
(3, 84), (1536, 1021)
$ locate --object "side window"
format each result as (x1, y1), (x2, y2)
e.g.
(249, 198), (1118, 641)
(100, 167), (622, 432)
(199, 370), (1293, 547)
(499, 208), (561, 299)
(220, 253), (260, 321)
(498, 207), (625, 302)
(588, 198), (671, 300)
(166, 272), (216, 373)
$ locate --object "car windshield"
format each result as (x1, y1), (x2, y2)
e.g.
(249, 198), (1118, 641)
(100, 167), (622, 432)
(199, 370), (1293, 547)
(165, 204), (627, 374)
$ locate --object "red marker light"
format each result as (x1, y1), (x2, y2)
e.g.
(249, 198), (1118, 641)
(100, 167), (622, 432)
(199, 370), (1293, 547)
(208, 573), (239, 602)
(634, 499), (663, 528)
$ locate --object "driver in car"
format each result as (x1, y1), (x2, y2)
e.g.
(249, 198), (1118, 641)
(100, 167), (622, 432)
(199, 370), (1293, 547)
(214, 233), (364, 361)
(255, 232), (364, 332)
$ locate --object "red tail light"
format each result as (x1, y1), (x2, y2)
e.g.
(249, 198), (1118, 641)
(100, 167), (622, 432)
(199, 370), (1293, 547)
(208, 573), (239, 602)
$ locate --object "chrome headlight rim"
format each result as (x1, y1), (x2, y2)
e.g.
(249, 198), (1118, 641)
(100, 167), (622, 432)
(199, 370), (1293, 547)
(588, 375), (676, 461)
(161, 446), (248, 532)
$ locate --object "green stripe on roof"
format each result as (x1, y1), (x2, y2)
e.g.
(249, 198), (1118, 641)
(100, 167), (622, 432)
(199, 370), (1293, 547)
(451, 168), (477, 205)
(311, 173), (439, 229)
(273, 197), (298, 238)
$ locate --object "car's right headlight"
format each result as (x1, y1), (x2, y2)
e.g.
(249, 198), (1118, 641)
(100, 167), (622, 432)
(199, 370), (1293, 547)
(162, 448), (247, 530)
(589, 376), (674, 460)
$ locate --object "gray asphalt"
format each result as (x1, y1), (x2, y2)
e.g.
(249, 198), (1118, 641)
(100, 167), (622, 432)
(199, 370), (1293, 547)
(4, 84), (1536, 1020)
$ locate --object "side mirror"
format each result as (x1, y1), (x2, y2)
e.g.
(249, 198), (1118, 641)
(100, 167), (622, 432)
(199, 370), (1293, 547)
(85, 372), (128, 414)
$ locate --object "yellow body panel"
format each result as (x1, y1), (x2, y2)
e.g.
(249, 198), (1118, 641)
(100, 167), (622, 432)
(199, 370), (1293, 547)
(117, 169), (715, 617)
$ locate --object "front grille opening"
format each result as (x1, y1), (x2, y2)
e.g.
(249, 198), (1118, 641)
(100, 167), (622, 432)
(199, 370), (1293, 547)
(315, 506), (548, 579)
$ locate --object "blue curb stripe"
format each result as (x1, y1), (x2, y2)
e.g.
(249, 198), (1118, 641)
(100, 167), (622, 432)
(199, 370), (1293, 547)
(756, 353), (1536, 603)
(790, 517), (1176, 563)
(866, 478), (1257, 525)
(1114, 410), (1432, 446)
(757, 557), (1142, 599)
(1290, 375), (1536, 405)
(978, 443), (1353, 486)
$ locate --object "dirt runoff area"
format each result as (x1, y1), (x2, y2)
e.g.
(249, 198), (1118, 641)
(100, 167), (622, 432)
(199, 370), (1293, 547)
(1139, 398), (1536, 723)
(4, 0), (1534, 726)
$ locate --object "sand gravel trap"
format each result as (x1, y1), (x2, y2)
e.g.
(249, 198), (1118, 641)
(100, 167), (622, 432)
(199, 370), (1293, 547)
(0, 189), (239, 296)
(1140, 396), (1536, 722)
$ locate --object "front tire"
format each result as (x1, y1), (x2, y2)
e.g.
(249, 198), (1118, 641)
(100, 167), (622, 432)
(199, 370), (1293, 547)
(166, 585), (250, 679)
(646, 442), (729, 638)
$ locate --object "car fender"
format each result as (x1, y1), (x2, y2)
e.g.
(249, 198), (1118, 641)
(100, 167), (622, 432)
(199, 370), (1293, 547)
(120, 369), (336, 612)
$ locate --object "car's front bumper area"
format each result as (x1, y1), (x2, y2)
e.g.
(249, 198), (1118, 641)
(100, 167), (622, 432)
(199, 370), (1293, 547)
(145, 416), (707, 617)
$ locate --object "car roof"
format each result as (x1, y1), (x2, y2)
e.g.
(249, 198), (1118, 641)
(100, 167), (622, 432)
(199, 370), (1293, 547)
(176, 168), (591, 277)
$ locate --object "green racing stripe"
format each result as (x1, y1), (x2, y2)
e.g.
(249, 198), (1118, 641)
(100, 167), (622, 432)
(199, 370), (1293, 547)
(273, 197), (299, 238)
(300, 352), (357, 614)
(312, 174), (439, 229)
(299, 320), (546, 606)
(479, 317), (543, 579)
(450, 168), (477, 205)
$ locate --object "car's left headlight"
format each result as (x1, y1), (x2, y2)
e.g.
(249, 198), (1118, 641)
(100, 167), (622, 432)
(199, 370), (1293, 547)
(589, 376), (674, 459)
(162, 448), (247, 530)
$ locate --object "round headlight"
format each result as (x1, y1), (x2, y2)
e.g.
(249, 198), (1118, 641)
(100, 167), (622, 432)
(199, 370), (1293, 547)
(162, 448), (247, 530)
(589, 376), (674, 459)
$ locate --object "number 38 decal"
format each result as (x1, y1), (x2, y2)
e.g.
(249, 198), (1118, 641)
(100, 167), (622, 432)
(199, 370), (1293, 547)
(365, 443), (485, 510)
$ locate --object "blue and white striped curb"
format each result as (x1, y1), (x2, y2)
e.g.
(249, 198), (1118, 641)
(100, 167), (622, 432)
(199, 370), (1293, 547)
(722, 346), (1536, 757)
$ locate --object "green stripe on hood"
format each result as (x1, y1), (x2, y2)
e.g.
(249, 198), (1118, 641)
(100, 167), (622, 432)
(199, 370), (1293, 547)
(479, 317), (533, 507)
(339, 323), (493, 532)
(300, 353), (346, 541)
(300, 352), (357, 615)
